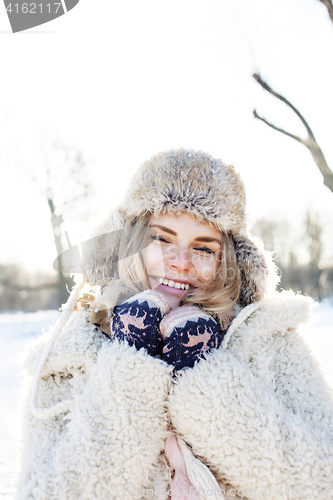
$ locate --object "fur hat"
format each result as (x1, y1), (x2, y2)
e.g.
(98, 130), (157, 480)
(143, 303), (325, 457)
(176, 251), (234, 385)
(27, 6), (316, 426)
(81, 148), (278, 306)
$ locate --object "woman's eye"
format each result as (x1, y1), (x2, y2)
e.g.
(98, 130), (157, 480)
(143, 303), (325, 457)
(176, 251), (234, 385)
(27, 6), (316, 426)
(195, 247), (215, 255)
(150, 235), (169, 244)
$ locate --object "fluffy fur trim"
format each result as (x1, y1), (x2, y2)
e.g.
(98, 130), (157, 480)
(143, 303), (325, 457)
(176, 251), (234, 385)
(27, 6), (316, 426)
(122, 149), (246, 233)
(81, 149), (278, 304)
(234, 233), (280, 306)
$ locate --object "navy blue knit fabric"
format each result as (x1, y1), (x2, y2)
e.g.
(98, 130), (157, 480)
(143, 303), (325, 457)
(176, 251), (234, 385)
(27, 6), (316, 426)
(110, 294), (219, 370)
(162, 316), (219, 370)
(111, 299), (164, 358)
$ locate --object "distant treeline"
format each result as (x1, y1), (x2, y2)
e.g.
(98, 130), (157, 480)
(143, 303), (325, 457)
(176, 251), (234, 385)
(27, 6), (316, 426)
(0, 263), (74, 312)
(253, 213), (333, 302)
(276, 264), (333, 302)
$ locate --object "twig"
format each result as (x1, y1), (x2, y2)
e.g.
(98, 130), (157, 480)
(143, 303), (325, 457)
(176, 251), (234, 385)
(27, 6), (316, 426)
(253, 109), (305, 144)
(253, 73), (333, 193)
(253, 74), (315, 139)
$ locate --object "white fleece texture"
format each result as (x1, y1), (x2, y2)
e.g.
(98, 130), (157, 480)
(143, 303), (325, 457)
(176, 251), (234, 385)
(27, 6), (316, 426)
(17, 292), (333, 500)
(17, 310), (173, 500)
(169, 292), (333, 499)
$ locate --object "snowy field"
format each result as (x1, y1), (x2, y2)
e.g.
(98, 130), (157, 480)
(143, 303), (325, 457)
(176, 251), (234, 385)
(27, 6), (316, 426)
(0, 304), (333, 499)
(0, 310), (60, 499)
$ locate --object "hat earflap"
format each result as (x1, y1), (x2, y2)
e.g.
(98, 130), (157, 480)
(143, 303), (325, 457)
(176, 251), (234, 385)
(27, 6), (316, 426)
(234, 234), (279, 306)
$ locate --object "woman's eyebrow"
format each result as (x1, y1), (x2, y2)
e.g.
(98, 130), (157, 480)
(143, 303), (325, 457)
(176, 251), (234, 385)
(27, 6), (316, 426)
(150, 225), (221, 244)
(150, 224), (177, 236)
(195, 237), (222, 245)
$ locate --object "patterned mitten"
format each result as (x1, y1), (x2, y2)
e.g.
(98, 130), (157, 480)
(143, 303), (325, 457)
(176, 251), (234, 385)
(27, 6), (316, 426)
(160, 305), (219, 371)
(110, 290), (170, 357)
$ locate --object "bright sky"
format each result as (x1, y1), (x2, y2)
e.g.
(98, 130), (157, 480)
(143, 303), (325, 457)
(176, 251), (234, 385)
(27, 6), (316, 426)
(0, 0), (332, 273)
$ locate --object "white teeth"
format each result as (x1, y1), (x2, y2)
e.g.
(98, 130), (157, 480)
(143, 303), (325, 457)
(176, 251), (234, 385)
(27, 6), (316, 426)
(157, 278), (191, 290)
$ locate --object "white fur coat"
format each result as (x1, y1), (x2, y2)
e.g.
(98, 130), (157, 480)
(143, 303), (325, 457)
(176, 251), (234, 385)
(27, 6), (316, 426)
(16, 291), (333, 500)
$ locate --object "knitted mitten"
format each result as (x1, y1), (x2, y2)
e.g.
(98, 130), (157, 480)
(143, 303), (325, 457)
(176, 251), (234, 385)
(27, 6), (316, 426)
(110, 290), (170, 357)
(160, 305), (219, 371)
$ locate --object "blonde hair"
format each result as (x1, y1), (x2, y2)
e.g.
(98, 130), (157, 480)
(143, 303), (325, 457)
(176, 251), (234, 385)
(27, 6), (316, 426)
(117, 211), (241, 318)
(117, 212), (152, 292)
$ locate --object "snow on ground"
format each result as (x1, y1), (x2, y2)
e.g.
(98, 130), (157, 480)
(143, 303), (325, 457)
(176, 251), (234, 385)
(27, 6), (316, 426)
(0, 311), (60, 499)
(301, 302), (333, 388)
(0, 303), (332, 499)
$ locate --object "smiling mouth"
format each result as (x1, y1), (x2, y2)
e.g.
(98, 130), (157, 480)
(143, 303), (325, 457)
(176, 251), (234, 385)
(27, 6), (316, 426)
(155, 277), (191, 290)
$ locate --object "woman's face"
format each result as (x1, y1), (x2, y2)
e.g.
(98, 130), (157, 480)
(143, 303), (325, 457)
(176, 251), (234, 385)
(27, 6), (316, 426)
(142, 212), (222, 308)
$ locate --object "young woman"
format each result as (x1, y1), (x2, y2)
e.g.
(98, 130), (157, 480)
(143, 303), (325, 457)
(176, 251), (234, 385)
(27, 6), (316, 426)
(18, 149), (333, 500)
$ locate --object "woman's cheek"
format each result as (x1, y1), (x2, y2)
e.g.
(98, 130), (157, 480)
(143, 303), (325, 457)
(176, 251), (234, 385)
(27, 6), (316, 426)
(200, 267), (215, 284)
(142, 242), (165, 274)
(192, 257), (219, 284)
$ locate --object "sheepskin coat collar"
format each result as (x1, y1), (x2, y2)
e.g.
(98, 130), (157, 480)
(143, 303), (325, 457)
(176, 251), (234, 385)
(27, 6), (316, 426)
(17, 291), (333, 500)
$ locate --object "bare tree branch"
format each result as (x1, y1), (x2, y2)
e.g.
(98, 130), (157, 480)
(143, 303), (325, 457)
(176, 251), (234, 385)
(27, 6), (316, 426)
(319, 0), (333, 24)
(253, 109), (305, 144)
(253, 73), (333, 194)
(253, 73), (315, 139)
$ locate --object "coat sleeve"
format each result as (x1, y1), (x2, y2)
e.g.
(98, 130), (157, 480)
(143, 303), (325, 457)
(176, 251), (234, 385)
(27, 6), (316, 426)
(17, 310), (173, 500)
(168, 326), (333, 499)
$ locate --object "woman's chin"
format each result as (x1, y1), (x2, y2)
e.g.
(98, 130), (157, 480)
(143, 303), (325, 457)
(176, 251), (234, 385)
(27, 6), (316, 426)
(149, 277), (185, 308)
(160, 291), (182, 309)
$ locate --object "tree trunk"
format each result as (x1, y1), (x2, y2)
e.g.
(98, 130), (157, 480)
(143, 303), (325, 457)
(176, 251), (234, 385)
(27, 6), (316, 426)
(48, 198), (69, 306)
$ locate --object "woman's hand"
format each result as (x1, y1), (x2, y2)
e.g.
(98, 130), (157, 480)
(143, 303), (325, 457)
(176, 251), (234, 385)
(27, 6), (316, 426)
(110, 289), (170, 357)
(160, 305), (219, 370)
(110, 291), (219, 370)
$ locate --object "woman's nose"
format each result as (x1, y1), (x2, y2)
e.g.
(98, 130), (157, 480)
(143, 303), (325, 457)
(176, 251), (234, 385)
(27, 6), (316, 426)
(167, 248), (192, 270)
